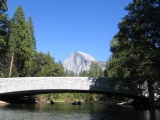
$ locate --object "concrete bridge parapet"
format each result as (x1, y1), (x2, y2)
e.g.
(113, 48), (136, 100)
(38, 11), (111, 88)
(0, 77), (105, 94)
(0, 77), (145, 97)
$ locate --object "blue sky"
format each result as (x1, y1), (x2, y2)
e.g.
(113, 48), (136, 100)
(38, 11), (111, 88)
(8, 0), (132, 63)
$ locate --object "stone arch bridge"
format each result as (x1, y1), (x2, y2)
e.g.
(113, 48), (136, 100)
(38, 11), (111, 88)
(0, 77), (147, 98)
(0, 77), (150, 106)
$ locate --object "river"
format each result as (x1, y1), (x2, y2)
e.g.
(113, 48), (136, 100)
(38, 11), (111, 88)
(0, 103), (160, 120)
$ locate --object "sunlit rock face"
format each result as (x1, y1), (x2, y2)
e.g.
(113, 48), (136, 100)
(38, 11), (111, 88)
(63, 51), (96, 74)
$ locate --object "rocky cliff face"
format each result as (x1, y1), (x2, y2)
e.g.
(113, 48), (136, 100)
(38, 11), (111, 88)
(63, 51), (106, 74)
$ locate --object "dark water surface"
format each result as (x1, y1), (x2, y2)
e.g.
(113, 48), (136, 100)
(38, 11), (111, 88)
(0, 102), (160, 120)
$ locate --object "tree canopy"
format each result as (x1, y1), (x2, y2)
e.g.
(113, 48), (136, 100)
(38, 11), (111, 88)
(0, 4), (65, 78)
(107, 0), (160, 105)
(0, 0), (8, 76)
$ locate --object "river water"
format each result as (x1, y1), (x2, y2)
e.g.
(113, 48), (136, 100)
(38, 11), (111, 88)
(0, 103), (160, 120)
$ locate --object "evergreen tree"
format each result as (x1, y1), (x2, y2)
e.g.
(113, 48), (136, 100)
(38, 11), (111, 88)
(103, 61), (108, 77)
(31, 51), (47, 76)
(89, 62), (99, 77)
(40, 52), (55, 76)
(53, 63), (65, 76)
(8, 19), (17, 77)
(23, 21), (34, 76)
(107, 0), (160, 105)
(56, 60), (65, 76)
(28, 16), (36, 49)
(9, 6), (34, 77)
(79, 70), (88, 76)
(0, 0), (8, 77)
(99, 68), (104, 77)
(39, 52), (65, 76)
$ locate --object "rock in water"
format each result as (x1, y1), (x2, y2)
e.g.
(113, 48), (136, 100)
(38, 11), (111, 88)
(63, 51), (96, 74)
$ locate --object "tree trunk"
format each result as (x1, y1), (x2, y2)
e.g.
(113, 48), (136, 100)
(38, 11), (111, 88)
(9, 53), (14, 77)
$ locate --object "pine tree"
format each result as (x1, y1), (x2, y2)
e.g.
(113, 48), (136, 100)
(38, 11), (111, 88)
(23, 21), (34, 76)
(8, 18), (18, 77)
(108, 0), (160, 106)
(79, 70), (88, 76)
(40, 52), (55, 76)
(0, 0), (8, 77)
(56, 60), (65, 76)
(53, 63), (65, 76)
(29, 51), (47, 77)
(28, 16), (36, 49)
(89, 62), (99, 77)
(9, 6), (34, 77)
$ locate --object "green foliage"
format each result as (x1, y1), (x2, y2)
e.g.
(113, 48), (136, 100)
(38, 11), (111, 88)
(55, 60), (65, 76)
(35, 93), (107, 102)
(99, 68), (104, 77)
(23, 21), (34, 76)
(8, 6), (34, 77)
(89, 62), (99, 77)
(85, 93), (102, 102)
(30, 51), (47, 76)
(79, 70), (88, 76)
(40, 52), (55, 76)
(38, 52), (65, 77)
(79, 62), (105, 77)
(28, 16), (36, 49)
(0, 0), (8, 50)
(29, 51), (65, 77)
(11, 66), (19, 77)
(107, 0), (160, 104)
(0, 0), (8, 77)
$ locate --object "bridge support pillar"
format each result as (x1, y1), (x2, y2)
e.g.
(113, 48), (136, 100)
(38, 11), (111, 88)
(134, 97), (150, 108)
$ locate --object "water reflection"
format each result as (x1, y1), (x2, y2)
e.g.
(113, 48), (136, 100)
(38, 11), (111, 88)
(142, 109), (158, 120)
(0, 103), (160, 120)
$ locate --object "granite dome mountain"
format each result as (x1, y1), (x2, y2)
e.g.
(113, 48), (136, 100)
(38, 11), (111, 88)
(63, 51), (106, 74)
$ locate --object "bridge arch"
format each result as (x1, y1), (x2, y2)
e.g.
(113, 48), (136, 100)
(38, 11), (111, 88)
(0, 77), (151, 107)
(0, 77), (144, 98)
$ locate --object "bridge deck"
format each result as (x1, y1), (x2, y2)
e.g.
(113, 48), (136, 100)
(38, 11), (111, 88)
(0, 77), (147, 98)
